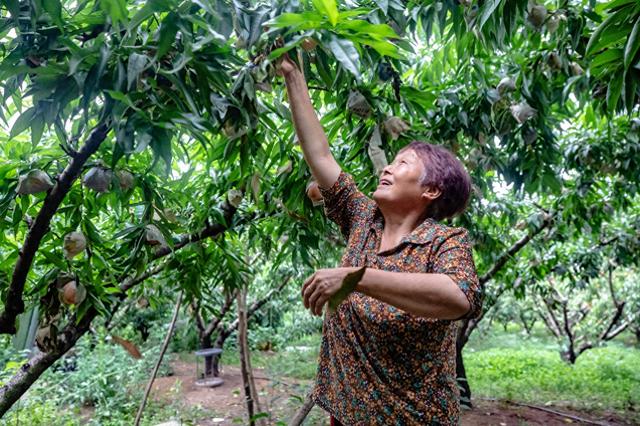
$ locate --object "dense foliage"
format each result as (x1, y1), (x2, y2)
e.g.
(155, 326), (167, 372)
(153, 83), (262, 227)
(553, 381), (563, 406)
(0, 0), (639, 417)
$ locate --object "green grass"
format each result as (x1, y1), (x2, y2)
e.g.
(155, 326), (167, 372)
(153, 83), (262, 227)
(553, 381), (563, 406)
(464, 324), (640, 416)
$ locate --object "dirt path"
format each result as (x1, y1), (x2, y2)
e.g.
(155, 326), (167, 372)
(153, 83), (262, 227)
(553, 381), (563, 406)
(150, 360), (637, 425)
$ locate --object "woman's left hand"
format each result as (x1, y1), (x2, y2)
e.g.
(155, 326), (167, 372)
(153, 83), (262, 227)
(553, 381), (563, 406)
(302, 267), (357, 316)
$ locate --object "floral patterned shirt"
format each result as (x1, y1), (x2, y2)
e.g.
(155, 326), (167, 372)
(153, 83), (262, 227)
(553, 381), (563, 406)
(311, 171), (483, 425)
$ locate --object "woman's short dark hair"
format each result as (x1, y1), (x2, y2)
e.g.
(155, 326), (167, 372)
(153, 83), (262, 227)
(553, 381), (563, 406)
(399, 141), (472, 221)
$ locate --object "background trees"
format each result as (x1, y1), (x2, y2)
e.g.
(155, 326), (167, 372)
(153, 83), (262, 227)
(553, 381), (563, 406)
(0, 0), (639, 420)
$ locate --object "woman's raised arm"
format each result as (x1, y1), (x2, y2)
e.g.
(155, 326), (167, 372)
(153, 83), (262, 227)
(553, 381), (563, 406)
(279, 55), (341, 189)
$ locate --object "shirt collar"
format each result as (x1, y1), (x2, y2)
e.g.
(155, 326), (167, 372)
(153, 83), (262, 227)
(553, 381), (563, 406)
(370, 210), (438, 245)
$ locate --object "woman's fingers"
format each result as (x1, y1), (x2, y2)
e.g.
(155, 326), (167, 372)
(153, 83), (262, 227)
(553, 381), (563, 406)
(307, 284), (324, 315)
(313, 294), (328, 316)
(302, 274), (317, 308)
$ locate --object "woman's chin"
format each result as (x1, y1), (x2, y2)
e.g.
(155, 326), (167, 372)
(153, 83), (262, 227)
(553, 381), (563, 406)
(373, 188), (391, 203)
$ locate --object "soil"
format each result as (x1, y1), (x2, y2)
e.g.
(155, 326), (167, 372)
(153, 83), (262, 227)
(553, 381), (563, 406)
(149, 360), (638, 426)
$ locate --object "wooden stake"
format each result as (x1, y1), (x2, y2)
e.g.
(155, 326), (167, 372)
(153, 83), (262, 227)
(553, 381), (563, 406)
(134, 290), (183, 426)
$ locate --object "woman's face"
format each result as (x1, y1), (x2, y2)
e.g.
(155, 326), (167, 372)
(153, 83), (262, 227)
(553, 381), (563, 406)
(373, 149), (432, 208)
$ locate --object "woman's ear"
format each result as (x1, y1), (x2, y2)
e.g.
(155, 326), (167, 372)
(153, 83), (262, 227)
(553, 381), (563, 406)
(421, 186), (442, 202)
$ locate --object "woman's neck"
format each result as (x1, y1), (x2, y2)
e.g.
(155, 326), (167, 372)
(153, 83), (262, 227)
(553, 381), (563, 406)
(377, 205), (427, 251)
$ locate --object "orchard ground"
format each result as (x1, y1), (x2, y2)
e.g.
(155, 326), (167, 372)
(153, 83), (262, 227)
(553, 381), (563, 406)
(5, 321), (633, 426)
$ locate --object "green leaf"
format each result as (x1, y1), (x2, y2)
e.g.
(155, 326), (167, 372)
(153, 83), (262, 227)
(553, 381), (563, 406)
(606, 73), (624, 113)
(312, 0), (339, 26)
(477, 0), (500, 31)
(42, 0), (63, 28)
(266, 11), (323, 30)
(100, 0), (128, 25)
(345, 35), (400, 58)
(9, 108), (35, 140)
(31, 112), (45, 147)
(328, 266), (366, 313)
(590, 48), (623, 77)
(327, 34), (360, 79)
(624, 17), (640, 69)
(150, 127), (172, 174)
(337, 20), (398, 39)
(157, 12), (180, 59)
(586, 6), (633, 56)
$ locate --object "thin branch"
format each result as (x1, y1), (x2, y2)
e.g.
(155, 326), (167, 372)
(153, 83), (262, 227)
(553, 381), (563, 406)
(134, 290), (183, 426)
(0, 123), (110, 334)
(203, 291), (237, 338)
(542, 297), (564, 339)
(537, 308), (562, 339)
(479, 213), (552, 286)
(607, 266), (619, 307)
(191, 300), (206, 333)
(599, 301), (626, 341)
(289, 393), (315, 426)
(605, 316), (634, 340)
(222, 276), (292, 338)
(561, 300), (573, 342)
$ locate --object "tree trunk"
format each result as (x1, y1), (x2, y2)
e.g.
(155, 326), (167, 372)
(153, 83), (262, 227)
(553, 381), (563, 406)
(199, 334), (214, 377)
(0, 309), (96, 416)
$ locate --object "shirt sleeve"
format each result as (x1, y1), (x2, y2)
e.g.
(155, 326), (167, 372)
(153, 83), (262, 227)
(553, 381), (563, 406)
(432, 229), (483, 320)
(318, 171), (372, 240)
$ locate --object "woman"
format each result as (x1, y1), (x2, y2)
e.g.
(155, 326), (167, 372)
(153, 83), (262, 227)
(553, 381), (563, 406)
(279, 55), (483, 425)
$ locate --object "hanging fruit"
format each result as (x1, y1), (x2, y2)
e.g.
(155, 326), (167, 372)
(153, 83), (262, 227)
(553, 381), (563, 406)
(548, 52), (562, 70)
(301, 37), (318, 52)
(58, 280), (87, 305)
(116, 170), (135, 191)
(56, 274), (74, 290)
(510, 102), (537, 124)
(546, 14), (561, 33)
(527, 4), (547, 28)
(15, 170), (54, 195)
(497, 77), (516, 95)
(347, 91), (371, 118)
(83, 166), (112, 193)
(227, 189), (244, 208)
(306, 180), (324, 206)
(63, 231), (87, 260)
(383, 117), (410, 141)
(144, 224), (167, 247)
(570, 62), (583, 76)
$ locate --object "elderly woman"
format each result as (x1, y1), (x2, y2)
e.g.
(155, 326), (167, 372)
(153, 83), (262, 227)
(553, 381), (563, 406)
(279, 56), (483, 425)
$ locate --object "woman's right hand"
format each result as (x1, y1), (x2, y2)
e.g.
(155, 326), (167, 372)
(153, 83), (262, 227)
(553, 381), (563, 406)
(276, 54), (298, 77)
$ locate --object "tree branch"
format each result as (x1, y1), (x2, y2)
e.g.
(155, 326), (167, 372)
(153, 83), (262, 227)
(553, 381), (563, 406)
(203, 291), (237, 338)
(191, 299), (206, 333)
(0, 201), (236, 416)
(479, 214), (552, 286)
(0, 123), (110, 334)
